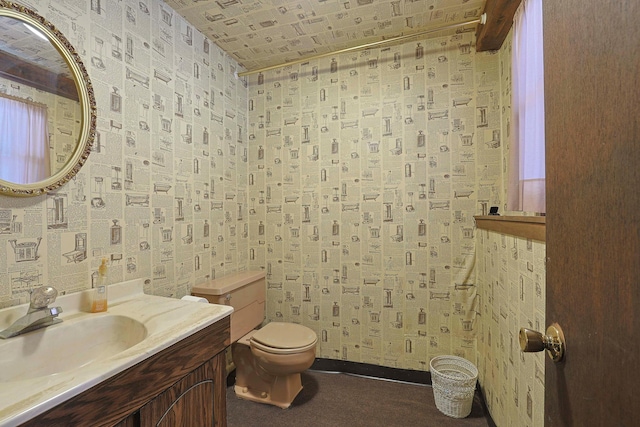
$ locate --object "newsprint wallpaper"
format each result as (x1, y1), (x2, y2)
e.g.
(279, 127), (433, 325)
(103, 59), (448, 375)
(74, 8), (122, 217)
(476, 32), (546, 427)
(0, 0), (249, 304)
(245, 29), (503, 369)
(477, 229), (546, 427)
(0, 0), (546, 425)
(244, 24), (546, 425)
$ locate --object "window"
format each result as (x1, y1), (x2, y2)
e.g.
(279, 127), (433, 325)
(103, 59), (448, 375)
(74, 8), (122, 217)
(0, 95), (51, 184)
(507, 0), (546, 213)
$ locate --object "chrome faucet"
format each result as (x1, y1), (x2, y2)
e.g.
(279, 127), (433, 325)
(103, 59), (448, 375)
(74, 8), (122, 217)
(0, 286), (63, 339)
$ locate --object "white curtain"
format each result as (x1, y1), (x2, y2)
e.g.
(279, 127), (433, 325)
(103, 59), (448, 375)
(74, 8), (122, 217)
(507, 0), (546, 213)
(0, 96), (51, 184)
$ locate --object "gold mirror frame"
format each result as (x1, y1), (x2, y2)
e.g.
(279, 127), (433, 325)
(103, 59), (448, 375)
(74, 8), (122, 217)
(0, 0), (96, 197)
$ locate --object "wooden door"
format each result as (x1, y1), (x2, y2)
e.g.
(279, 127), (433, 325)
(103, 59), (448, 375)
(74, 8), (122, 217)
(544, 0), (640, 425)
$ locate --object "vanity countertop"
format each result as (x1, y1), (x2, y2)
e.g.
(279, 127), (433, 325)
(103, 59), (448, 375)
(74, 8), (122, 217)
(0, 279), (233, 427)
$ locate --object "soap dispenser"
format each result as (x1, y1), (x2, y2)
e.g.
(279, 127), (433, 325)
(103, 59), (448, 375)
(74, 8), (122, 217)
(92, 258), (109, 312)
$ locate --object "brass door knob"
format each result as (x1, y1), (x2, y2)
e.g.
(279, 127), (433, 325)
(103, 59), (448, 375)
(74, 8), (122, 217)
(519, 323), (565, 362)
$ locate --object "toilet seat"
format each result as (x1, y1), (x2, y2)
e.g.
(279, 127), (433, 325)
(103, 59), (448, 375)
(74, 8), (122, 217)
(250, 322), (317, 355)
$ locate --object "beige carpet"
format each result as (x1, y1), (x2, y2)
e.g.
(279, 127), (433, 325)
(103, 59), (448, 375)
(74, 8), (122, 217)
(226, 370), (491, 427)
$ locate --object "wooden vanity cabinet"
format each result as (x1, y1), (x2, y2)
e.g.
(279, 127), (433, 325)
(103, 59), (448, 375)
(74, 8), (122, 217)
(21, 316), (230, 427)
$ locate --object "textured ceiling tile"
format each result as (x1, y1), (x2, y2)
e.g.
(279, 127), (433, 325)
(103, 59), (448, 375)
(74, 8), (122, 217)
(166, 0), (487, 72)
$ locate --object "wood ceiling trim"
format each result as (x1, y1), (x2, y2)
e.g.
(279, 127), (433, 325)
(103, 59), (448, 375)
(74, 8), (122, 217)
(476, 0), (522, 51)
(0, 50), (78, 102)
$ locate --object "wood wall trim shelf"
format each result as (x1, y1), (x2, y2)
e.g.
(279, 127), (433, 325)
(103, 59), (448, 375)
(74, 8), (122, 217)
(474, 215), (546, 242)
(476, 0), (523, 51)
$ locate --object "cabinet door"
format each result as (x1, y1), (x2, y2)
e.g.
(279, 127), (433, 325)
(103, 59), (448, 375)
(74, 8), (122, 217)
(140, 354), (226, 427)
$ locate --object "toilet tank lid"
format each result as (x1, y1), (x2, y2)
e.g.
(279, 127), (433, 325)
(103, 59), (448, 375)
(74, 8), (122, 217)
(252, 322), (317, 349)
(192, 270), (266, 295)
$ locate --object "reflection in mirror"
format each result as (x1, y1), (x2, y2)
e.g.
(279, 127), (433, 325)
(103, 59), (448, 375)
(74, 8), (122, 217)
(0, 94), (52, 183)
(0, 0), (95, 196)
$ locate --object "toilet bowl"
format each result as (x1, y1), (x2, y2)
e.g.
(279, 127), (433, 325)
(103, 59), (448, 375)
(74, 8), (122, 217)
(191, 270), (317, 409)
(233, 322), (317, 408)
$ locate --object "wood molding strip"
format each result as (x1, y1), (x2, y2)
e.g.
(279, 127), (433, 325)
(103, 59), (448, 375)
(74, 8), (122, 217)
(0, 50), (79, 102)
(474, 215), (546, 242)
(476, 0), (522, 51)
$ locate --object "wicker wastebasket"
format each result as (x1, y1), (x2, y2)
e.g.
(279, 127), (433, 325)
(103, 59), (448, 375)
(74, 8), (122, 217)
(429, 355), (478, 418)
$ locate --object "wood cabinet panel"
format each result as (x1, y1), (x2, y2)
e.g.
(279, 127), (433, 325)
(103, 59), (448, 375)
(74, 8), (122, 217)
(114, 414), (139, 427)
(20, 317), (230, 427)
(140, 358), (216, 426)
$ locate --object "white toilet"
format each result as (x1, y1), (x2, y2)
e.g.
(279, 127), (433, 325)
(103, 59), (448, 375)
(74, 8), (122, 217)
(192, 270), (317, 409)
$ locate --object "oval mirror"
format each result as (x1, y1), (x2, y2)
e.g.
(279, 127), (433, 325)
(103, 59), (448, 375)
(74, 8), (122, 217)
(0, 1), (96, 196)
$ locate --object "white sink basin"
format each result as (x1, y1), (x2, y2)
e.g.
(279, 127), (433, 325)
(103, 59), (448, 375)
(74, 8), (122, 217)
(0, 314), (147, 382)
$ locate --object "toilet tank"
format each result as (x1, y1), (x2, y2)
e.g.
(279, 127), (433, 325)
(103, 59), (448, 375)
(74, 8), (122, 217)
(191, 270), (266, 342)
